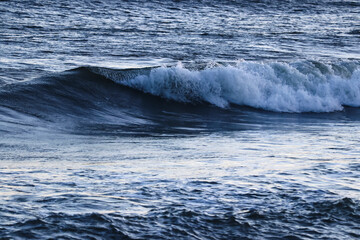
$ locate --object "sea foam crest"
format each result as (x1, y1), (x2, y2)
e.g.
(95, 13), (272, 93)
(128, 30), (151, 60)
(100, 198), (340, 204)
(92, 61), (360, 112)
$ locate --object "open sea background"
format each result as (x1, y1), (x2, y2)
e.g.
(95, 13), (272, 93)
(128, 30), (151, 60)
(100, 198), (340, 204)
(1, 0), (360, 239)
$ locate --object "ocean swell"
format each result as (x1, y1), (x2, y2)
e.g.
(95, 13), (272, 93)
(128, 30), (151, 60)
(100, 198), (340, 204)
(91, 61), (360, 113)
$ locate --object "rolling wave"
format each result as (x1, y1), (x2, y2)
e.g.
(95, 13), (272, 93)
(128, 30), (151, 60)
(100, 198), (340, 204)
(1, 60), (360, 134)
(91, 60), (360, 113)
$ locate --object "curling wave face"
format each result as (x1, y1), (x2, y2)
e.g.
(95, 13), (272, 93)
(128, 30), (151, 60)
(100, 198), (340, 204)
(91, 60), (360, 113)
(1, 60), (360, 135)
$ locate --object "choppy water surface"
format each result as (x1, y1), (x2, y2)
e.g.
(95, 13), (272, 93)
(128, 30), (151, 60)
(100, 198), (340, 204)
(1, 0), (360, 239)
(1, 0), (360, 81)
(1, 126), (359, 239)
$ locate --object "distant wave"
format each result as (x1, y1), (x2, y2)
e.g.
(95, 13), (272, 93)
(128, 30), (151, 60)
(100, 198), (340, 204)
(91, 60), (360, 113)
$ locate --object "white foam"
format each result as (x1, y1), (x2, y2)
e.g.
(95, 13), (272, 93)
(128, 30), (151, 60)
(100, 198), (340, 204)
(93, 61), (360, 113)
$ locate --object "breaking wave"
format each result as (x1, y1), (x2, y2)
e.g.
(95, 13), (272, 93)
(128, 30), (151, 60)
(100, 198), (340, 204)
(1, 60), (360, 134)
(91, 60), (360, 113)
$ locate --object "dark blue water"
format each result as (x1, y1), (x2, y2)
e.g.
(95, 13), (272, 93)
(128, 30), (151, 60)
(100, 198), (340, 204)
(1, 0), (360, 239)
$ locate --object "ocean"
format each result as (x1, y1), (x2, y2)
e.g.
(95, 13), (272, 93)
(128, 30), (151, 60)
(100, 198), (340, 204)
(0, 0), (360, 239)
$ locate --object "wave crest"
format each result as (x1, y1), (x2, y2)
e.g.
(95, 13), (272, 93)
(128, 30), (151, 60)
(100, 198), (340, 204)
(91, 61), (360, 113)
